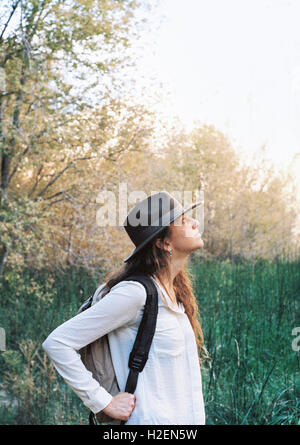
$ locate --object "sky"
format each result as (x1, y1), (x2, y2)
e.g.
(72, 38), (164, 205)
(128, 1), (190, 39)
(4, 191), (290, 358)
(135, 0), (300, 192)
(1, 0), (300, 201)
(3, 0), (300, 175)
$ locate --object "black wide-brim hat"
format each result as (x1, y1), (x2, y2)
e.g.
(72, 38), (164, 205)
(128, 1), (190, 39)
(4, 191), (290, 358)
(123, 190), (202, 262)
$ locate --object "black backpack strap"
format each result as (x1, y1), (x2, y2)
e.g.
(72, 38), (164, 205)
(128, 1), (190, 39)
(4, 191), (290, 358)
(89, 411), (97, 425)
(86, 274), (158, 426)
(119, 274), (159, 425)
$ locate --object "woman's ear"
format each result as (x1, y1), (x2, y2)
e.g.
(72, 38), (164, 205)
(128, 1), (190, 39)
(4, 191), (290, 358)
(155, 238), (163, 249)
(155, 238), (169, 251)
(156, 239), (172, 255)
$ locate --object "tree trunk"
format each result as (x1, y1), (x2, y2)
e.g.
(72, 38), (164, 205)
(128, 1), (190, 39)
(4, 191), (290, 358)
(0, 243), (7, 276)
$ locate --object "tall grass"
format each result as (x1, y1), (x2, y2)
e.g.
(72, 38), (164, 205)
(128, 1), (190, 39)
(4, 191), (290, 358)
(193, 256), (300, 424)
(0, 256), (299, 424)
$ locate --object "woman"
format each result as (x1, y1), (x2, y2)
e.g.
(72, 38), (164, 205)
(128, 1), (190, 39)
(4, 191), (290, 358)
(42, 191), (208, 425)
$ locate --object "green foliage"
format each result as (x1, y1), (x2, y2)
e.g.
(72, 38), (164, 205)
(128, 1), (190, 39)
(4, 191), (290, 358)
(0, 265), (103, 424)
(0, 194), (52, 271)
(195, 256), (300, 425)
(0, 258), (299, 424)
(0, 0), (153, 275)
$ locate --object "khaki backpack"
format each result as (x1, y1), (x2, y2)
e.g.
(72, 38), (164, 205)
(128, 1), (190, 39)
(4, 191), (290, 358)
(77, 274), (159, 425)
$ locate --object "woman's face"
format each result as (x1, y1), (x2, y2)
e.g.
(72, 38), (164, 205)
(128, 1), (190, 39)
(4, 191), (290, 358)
(168, 213), (204, 255)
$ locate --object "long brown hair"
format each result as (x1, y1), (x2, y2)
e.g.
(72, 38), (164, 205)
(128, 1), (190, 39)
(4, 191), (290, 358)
(101, 225), (209, 367)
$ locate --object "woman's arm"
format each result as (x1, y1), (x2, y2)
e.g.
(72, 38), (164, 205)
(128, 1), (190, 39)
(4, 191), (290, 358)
(42, 280), (146, 415)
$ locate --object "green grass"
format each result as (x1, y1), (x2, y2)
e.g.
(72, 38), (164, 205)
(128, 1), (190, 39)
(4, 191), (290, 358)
(193, 257), (300, 425)
(0, 257), (299, 424)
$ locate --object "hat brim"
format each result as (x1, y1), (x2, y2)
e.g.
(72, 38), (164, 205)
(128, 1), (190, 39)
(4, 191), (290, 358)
(123, 200), (202, 262)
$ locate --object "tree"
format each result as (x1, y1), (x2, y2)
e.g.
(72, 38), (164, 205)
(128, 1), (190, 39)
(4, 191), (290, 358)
(0, 0), (152, 274)
(160, 124), (299, 260)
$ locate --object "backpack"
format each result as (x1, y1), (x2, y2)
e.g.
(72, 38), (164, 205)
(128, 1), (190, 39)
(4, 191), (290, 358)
(77, 273), (159, 425)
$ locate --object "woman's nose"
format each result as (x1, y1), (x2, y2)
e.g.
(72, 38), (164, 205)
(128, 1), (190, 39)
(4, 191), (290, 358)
(192, 218), (199, 229)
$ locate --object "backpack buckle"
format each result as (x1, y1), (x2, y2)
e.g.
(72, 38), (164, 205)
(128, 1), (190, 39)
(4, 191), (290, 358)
(129, 353), (145, 370)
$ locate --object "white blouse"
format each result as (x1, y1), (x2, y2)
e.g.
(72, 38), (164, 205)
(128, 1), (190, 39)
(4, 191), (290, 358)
(42, 277), (206, 425)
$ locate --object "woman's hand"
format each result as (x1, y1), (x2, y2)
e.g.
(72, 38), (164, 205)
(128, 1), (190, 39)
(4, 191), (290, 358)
(100, 392), (136, 421)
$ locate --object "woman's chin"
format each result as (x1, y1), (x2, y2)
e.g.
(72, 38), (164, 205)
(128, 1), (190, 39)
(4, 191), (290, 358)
(192, 238), (204, 250)
(197, 238), (204, 249)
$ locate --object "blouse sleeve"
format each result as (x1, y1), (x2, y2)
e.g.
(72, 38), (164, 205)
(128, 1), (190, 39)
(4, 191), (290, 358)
(42, 280), (147, 414)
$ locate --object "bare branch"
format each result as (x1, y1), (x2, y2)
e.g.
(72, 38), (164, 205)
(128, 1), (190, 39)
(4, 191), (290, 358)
(43, 189), (71, 201)
(34, 156), (95, 200)
(7, 128), (48, 186)
(0, 0), (22, 43)
(28, 165), (43, 198)
(41, 197), (70, 212)
(0, 91), (18, 99)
